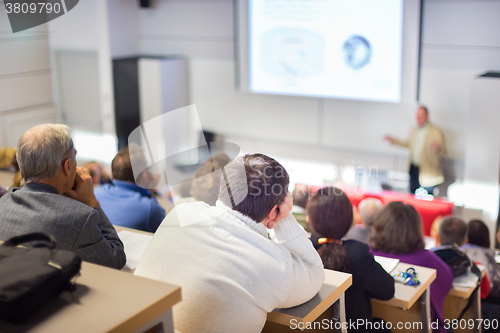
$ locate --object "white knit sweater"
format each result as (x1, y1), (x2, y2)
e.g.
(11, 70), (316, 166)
(135, 201), (325, 333)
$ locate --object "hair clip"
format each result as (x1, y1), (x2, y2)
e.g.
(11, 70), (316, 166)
(318, 238), (343, 245)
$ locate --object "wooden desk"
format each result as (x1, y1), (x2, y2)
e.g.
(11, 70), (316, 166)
(262, 269), (352, 333)
(443, 267), (486, 333)
(371, 262), (436, 333)
(0, 262), (181, 333)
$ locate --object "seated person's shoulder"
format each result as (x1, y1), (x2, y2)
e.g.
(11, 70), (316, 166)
(342, 238), (370, 257)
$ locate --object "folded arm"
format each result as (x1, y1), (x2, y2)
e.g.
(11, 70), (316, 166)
(73, 207), (126, 269)
(273, 213), (325, 308)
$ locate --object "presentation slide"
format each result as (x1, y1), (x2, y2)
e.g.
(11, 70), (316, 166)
(249, 0), (404, 102)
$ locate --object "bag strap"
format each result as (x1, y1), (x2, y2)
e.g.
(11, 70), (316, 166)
(2, 232), (57, 249)
(457, 264), (482, 320)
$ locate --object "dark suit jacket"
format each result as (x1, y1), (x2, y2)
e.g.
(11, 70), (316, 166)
(0, 183), (126, 269)
(310, 236), (394, 332)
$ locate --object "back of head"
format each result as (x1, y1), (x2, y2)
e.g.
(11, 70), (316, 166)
(467, 219), (490, 248)
(358, 197), (383, 227)
(17, 124), (74, 183)
(191, 153), (231, 206)
(111, 146), (135, 183)
(438, 216), (467, 246)
(218, 153), (289, 222)
(112, 143), (148, 184)
(306, 187), (353, 272)
(369, 201), (425, 254)
(292, 184), (311, 209)
(306, 187), (353, 239)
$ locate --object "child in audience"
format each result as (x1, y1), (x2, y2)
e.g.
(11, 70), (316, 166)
(463, 219), (500, 303)
(307, 187), (394, 333)
(369, 201), (453, 333)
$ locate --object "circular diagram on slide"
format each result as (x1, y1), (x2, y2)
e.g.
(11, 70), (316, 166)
(261, 28), (324, 77)
(342, 35), (372, 70)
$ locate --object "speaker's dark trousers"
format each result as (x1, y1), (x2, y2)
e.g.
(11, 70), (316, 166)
(409, 164), (435, 195)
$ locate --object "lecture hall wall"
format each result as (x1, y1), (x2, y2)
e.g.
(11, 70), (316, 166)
(137, 0), (500, 182)
(0, 0), (56, 147)
(2, 0), (500, 185)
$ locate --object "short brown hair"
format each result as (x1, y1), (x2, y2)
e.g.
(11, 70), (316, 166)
(191, 153), (231, 206)
(111, 144), (148, 183)
(218, 154), (289, 222)
(467, 219), (491, 248)
(439, 216), (467, 246)
(369, 201), (425, 254)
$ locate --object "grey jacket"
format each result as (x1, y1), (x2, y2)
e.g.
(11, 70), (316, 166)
(0, 183), (126, 269)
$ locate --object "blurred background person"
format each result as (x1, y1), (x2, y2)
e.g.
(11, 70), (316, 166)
(95, 144), (165, 232)
(292, 184), (311, 230)
(345, 197), (383, 243)
(384, 106), (446, 195)
(307, 187), (394, 333)
(462, 219), (500, 303)
(84, 161), (111, 186)
(370, 201), (453, 333)
(190, 153), (231, 206)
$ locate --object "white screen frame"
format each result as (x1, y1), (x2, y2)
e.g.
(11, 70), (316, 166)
(236, 0), (422, 105)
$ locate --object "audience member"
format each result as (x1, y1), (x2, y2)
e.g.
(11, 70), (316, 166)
(85, 161), (111, 186)
(292, 184), (310, 230)
(94, 145), (166, 233)
(370, 201), (453, 333)
(434, 216), (490, 300)
(170, 180), (196, 206)
(430, 216), (443, 240)
(307, 187), (394, 333)
(10, 154), (22, 189)
(463, 219), (500, 302)
(345, 197), (383, 243)
(135, 153), (324, 333)
(497, 224), (500, 249)
(190, 153), (231, 206)
(0, 124), (125, 269)
(0, 147), (16, 169)
(435, 216), (468, 247)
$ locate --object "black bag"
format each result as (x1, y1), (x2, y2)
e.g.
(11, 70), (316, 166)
(0, 232), (82, 324)
(432, 243), (482, 321)
(433, 243), (473, 277)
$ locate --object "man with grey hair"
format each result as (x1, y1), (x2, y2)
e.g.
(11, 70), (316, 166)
(0, 124), (126, 269)
(345, 197), (383, 243)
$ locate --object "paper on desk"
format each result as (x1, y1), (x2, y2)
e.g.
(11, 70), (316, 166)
(118, 230), (153, 270)
(453, 270), (479, 288)
(374, 256), (399, 274)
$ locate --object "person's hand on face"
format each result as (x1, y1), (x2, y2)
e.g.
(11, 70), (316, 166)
(64, 167), (100, 208)
(267, 192), (293, 229)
